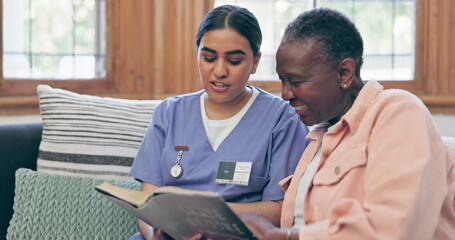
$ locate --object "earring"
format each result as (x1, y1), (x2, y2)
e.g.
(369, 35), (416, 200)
(342, 84), (347, 89)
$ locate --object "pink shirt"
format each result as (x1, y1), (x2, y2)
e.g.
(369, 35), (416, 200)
(280, 81), (455, 239)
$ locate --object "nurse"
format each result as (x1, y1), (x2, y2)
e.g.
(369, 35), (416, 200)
(129, 4), (310, 239)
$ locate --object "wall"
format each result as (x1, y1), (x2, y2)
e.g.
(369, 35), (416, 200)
(432, 114), (455, 137)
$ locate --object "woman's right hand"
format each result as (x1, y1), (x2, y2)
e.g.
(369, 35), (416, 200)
(240, 213), (291, 240)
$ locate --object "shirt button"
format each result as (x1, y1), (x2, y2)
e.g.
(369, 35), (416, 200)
(334, 166), (341, 175)
(338, 122), (344, 130)
(322, 149), (330, 157)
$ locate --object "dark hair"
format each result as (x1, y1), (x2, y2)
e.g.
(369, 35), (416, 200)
(283, 8), (364, 77)
(196, 5), (262, 57)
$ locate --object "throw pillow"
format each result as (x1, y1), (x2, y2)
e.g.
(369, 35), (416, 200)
(37, 84), (161, 180)
(7, 168), (140, 240)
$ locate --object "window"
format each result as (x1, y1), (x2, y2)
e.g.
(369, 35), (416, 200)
(318, 0), (415, 81)
(0, 1), (211, 115)
(3, 0), (106, 80)
(214, 0), (416, 82)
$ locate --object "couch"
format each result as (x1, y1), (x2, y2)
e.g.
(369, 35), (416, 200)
(2, 123), (455, 240)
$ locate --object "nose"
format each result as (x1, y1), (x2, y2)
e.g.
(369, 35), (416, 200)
(214, 59), (228, 78)
(281, 83), (295, 101)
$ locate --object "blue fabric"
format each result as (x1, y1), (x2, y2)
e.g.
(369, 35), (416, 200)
(128, 232), (144, 240)
(130, 88), (310, 202)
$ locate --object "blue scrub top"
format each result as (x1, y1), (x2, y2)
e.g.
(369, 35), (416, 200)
(130, 88), (309, 203)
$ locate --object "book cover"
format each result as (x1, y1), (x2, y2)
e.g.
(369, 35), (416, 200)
(94, 182), (256, 240)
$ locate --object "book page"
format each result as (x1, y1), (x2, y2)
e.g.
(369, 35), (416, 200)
(95, 183), (221, 207)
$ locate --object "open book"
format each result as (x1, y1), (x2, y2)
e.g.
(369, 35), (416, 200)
(94, 182), (256, 240)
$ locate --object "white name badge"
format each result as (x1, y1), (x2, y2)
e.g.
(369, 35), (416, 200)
(215, 160), (252, 186)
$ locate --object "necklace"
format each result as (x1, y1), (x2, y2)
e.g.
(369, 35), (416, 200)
(170, 146), (189, 178)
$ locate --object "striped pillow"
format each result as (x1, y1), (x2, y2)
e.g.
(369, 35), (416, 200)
(37, 85), (161, 180)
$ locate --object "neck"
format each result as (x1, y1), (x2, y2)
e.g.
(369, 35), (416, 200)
(204, 87), (252, 120)
(329, 78), (364, 125)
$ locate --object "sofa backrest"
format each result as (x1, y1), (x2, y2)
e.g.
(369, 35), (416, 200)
(442, 137), (455, 164)
(441, 136), (455, 213)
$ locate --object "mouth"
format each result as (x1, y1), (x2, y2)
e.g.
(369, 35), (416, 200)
(210, 81), (230, 92)
(293, 104), (308, 115)
(211, 81), (229, 87)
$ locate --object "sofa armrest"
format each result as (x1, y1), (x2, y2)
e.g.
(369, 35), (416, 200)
(0, 122), (42, 239)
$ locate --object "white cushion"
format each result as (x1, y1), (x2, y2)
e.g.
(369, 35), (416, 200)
(37, 84), (161, 180)
(442, 136), (455, 165)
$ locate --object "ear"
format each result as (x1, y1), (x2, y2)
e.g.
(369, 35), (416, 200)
(251, 52), (262, 74)
(337, 58), (355, 89)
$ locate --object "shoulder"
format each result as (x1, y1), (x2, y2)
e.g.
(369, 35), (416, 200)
(363, 87), (434, 128)
(156, 90), (203, 112)
(374, 88), (428, 113)
(151, 91), (203, 124)
(251, 87), (304, 129)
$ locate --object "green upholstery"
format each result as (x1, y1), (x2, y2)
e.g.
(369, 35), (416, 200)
(7, 168), (140, 240)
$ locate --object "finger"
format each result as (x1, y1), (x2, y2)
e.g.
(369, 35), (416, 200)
(187, 233), (203, 240)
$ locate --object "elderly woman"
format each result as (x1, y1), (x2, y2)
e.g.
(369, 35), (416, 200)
(241, 8), (455, 240)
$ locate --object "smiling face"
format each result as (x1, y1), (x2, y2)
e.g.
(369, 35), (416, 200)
(277, 39), (351, 126)
(197, 28), (260, 106)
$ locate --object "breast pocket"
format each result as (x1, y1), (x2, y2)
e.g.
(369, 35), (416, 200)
(313, 144), (367, 186)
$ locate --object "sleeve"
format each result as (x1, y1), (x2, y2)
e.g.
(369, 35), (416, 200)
(129, 101), (168, 185)
(298, 94), (453, 239)
(262, 110), (310, 201)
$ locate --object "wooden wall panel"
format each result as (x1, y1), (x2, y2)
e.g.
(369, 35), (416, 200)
(115, 0), (212, 98)
(425, 1), (439, 94)
(438, 0), (451, 95)
(159, 0), (209, 96)
(450, 0), (455, 94)
(118, 0), (153, 94)
(152, 0), (166, 95)
(412, 0), (455, 113)
(420, 0), (455, 96)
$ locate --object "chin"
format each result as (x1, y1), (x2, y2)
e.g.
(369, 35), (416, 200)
(300, 117), (314, 127)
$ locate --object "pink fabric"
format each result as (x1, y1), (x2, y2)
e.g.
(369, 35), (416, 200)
(280, 81), (455, 239)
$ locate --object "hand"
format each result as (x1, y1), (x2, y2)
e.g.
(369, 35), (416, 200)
(152, 228), (173, 240)
(240, 213), (289, 240)
(186, 233), (213, 240)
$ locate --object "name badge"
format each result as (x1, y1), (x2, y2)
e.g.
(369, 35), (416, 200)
(215, 160), (252, 186)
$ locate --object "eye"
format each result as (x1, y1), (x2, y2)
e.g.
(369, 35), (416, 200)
(290, 81), (304, 87)
(280, 76), (305, 87)
(228, 59), (242, 65)
(204, 57), (215, 63)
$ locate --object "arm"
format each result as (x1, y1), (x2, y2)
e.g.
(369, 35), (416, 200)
(228, 200), (283, 227)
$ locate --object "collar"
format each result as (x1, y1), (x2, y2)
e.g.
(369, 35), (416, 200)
(340, 80), (383, 134)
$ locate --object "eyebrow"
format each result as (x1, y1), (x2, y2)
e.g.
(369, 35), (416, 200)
(201, 47), (246, 55)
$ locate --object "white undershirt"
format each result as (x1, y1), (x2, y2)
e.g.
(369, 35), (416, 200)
(200, 87), (259, 151)
(293, 126), (331, 226)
